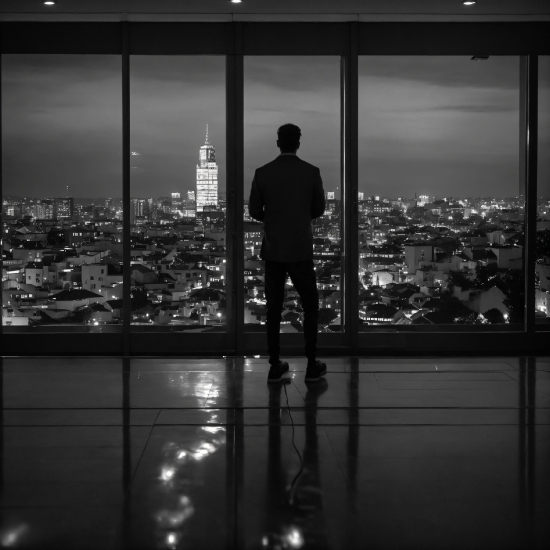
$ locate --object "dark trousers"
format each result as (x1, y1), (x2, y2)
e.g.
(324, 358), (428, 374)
(264, 260), (319, 366)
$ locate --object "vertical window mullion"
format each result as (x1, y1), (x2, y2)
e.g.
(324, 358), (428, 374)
(521, 55), (538, 340)
(122, 22), (131, 356)
(227, 22), (244, 355)
(346, 22), (360, 352)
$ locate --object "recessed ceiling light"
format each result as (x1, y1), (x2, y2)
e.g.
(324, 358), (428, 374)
(463, 1), (476, 5)
(44, 1), (56, 5)
(231, 0), (243, 4)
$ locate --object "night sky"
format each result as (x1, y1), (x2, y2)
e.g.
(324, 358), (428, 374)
(2, 54), (549, 200)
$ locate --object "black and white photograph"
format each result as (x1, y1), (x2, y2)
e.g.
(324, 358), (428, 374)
(0, 1), (549, 549)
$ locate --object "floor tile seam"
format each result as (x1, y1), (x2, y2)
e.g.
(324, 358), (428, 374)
(2, 407), (210, 410)
(320, 425), (349, 481)
(2, 424), (159, 427)
(141, 420), (550, 428)
(375, 377), (524, 381)
(0, 370), (529, 374)
(289, 378), (307, 404)
(5, 368), (545, 374)
(0, 505), (126, 510)
(333, 370), (521, 373)
(122, 409), (162, 498)
(4, 422), (548, 427)
(203, 381), (219, 405)
(217, 405), (550, 409)
(374, 387), (527, 391)
(4, 406), (549, 410)
(244, 424), (543, 428)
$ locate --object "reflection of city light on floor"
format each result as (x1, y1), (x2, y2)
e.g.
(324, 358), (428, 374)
(260, 526), (304, 549)
(160, 466), (176, 481)
(165, 531), (179, 548)
(1, 524), (29, 547)
(286, 527), (305, 548)
(202, 426), (225, 434)
(156, 505), (194, 528)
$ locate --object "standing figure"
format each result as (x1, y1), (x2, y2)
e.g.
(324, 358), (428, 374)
(249, 124), (328, 383)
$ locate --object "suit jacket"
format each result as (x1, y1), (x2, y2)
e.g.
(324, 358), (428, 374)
(248, 155), (326, 262)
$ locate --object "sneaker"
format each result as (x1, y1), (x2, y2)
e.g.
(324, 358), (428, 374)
(267, 361), (290, 383)
(305, 360), (327, 382)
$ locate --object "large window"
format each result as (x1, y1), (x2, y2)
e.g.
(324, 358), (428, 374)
(243, 56), (343, 334)
(129, 56), (226, 333)
(358, 56), (523, 330)
(2, 54), (122, 332)
(1, 23), (547, 354)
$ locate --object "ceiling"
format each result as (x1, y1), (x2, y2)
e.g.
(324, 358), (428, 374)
(1, 0), (549, 21)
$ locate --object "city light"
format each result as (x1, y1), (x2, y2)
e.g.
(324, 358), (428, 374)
(4, 126), (548, 331)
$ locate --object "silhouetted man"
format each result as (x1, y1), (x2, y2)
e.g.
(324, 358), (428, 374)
(249, 124), (327, 383)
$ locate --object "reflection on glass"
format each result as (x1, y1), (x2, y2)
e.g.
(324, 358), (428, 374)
(2, 55), (122, 331)
(536, 56), (550, 326)
(244, 57), (342, 333)
(358, 56), (523, 329)
(129, 56), (226, 331)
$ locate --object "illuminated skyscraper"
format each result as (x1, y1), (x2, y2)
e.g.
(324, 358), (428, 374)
(130, 198), (148, 223)
(171, 192), (182, 214)
(32, 200), (54, 219)
(55, 197), (74, 219)
(196, 124), (218, 212)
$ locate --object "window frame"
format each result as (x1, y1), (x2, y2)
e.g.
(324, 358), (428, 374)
(1, 21), (548, 355)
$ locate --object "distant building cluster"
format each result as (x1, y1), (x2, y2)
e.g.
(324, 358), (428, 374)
(2, 129), (226, 330)
(353, 195), (550, 327)
(2, 127), (550, 330)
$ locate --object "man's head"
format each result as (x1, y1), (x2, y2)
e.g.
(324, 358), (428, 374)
(277, 123), (301, 154)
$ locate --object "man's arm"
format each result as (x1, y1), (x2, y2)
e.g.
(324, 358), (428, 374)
(311, 169), (326, 219)
(248, 172), (265, 222)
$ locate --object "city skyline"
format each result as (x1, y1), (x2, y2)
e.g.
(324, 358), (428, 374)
(2, 55), (548, 200)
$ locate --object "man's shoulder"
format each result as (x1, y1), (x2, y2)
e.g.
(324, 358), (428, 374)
(256, 158), (280, 172)
(294, 157), (320, 172)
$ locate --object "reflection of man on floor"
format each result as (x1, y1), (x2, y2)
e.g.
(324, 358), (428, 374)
(262, 379), (330, 548)
(248, 124), (327, 383)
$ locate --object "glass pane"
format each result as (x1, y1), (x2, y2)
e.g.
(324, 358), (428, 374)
(2, 54), (122, 332)
(536, 56), (550, 327)
(244, 56), (342, 333)
(129, 56), (226, 332)
(358, 56), (523, 330)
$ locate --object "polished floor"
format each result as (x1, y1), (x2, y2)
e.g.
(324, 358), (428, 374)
(0, 355), (548, 550)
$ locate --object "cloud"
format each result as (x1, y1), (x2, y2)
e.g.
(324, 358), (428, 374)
(3, 53), (543, 201)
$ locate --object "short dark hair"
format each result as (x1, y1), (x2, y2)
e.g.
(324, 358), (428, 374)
(277, 123), (301, 151)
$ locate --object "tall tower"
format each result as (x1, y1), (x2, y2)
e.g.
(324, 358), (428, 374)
(196, 124), (218, 212)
